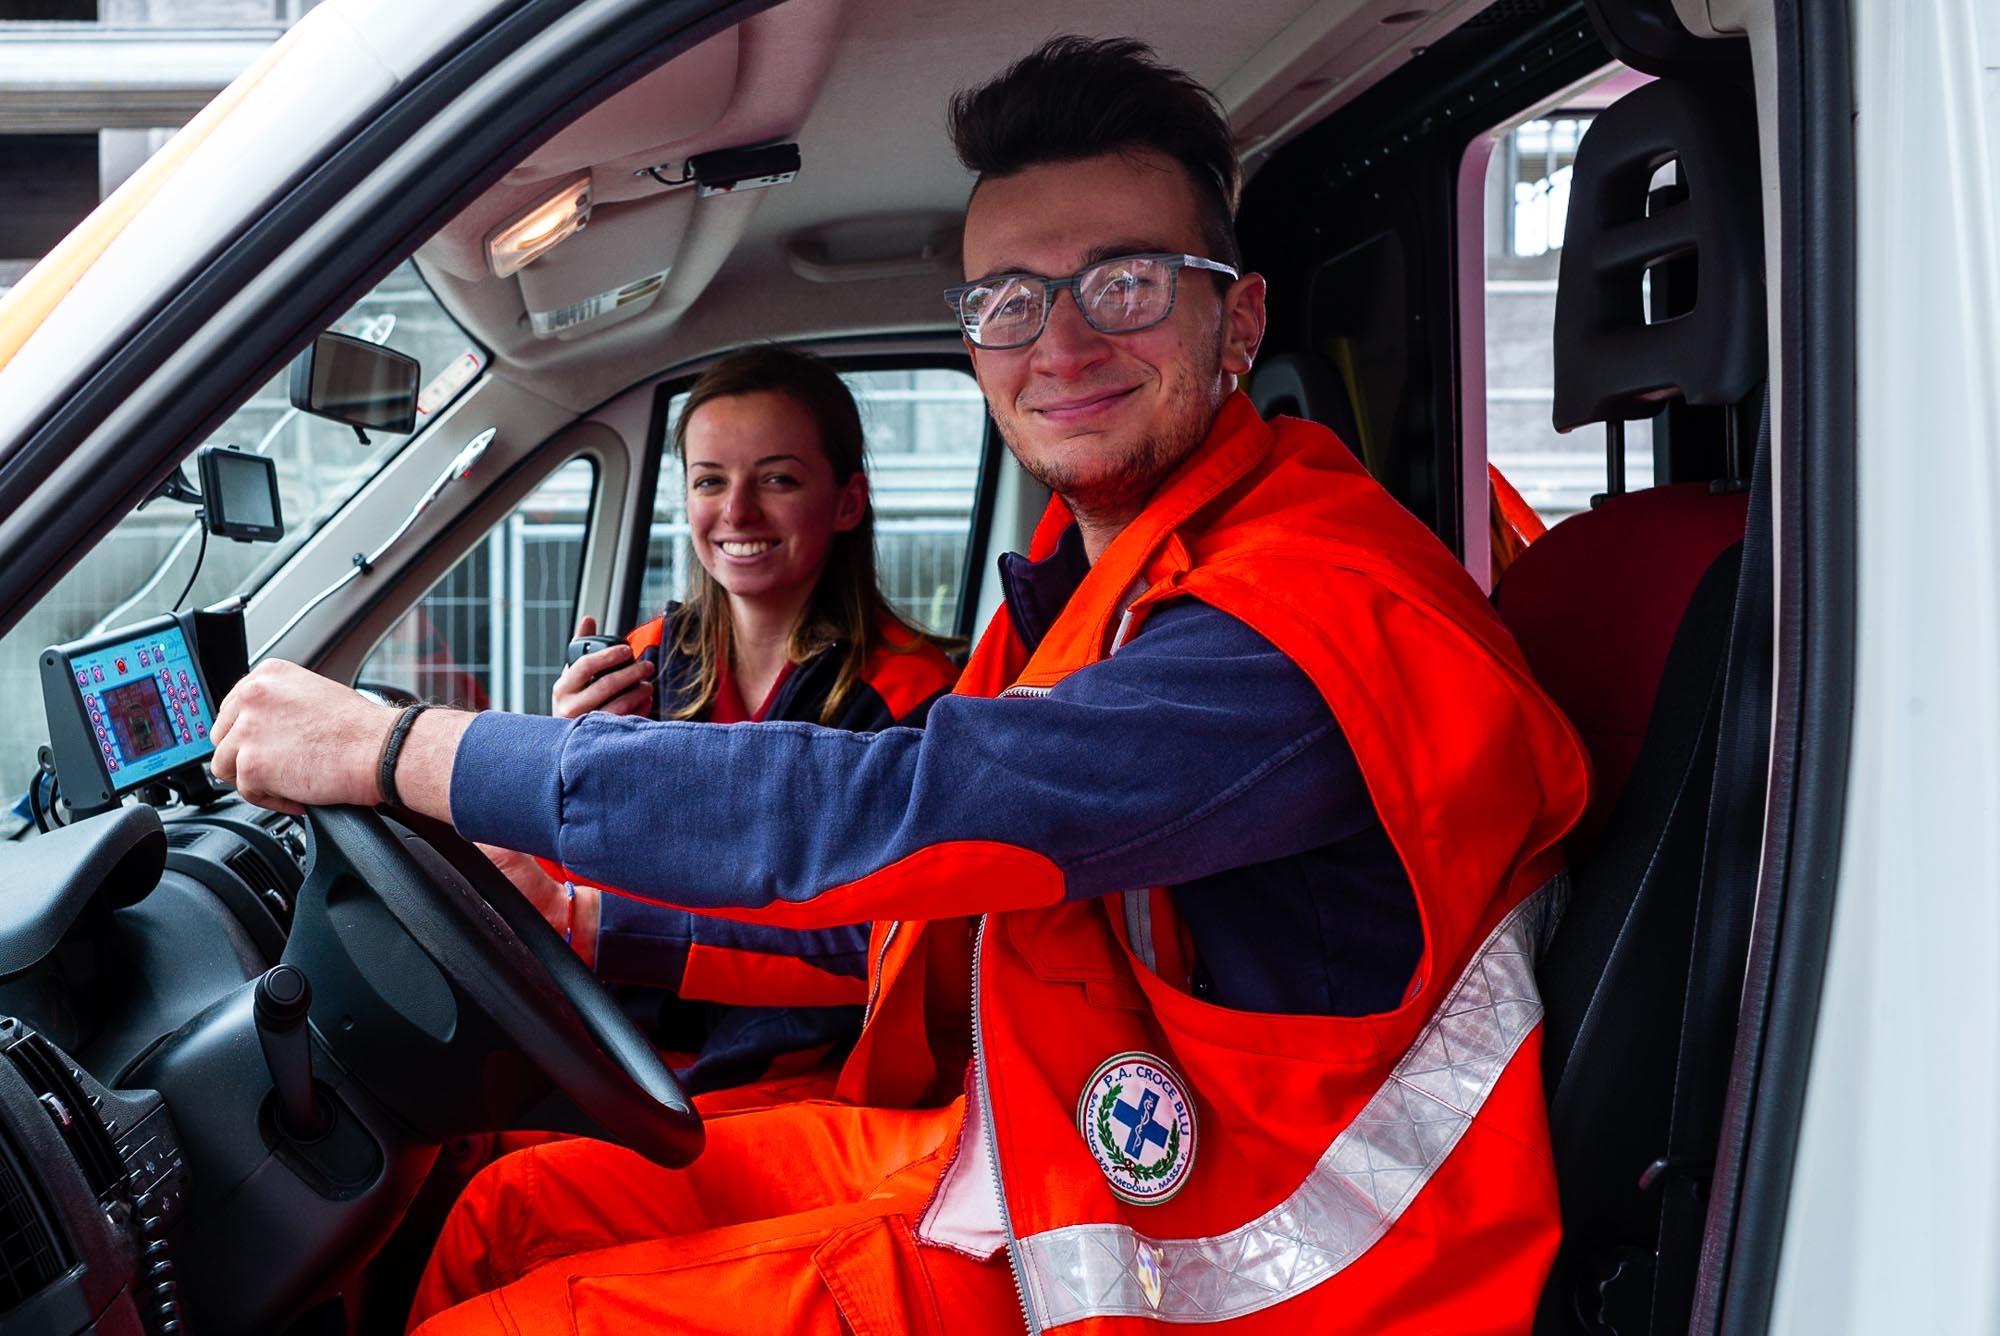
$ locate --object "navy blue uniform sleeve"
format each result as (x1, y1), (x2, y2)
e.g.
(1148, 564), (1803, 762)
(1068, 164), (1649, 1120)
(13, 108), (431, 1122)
(451, 601), (1380, 915)
(593, 897), (869, 994)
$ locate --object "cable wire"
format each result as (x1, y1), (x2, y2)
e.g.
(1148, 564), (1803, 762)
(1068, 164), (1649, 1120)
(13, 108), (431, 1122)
(171, 519), (209, 613)
(28, 769), (63, 833)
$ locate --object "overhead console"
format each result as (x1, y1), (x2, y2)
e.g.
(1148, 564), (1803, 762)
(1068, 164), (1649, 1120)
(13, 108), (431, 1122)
(417, 0), (848, 367)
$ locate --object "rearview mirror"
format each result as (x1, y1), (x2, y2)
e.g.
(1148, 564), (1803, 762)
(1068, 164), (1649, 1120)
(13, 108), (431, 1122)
(288, 331), (420, 438)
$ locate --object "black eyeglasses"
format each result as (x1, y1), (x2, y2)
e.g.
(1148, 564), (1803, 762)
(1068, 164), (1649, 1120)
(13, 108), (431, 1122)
(943, 252), (1239, 350)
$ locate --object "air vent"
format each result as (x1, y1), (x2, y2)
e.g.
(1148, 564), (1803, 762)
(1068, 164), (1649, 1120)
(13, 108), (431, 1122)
(254, 811), (309, 869)
(164, 828), (209, 850)
(225, 845), (293, 923)
(3, 1036), (122, 1201)
(226, 845), (279, 896)
(0, 1144), (66, 1309)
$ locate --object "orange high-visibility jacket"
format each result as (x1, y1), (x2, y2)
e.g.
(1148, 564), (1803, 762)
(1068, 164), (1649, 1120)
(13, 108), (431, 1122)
(589, 606), (957, 1009)
(838, 393), (1590, 1330)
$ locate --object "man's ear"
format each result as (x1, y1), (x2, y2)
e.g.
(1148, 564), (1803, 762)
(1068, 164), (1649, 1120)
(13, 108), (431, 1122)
(1220, 273), (1268, 378)
(833, 472), (870, 533)
(965, 336), (1010, 424)
(963, 334), (990, 393)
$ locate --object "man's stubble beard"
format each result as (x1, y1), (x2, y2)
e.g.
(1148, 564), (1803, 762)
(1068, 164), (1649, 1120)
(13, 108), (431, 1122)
(998, 324), (1228, 529)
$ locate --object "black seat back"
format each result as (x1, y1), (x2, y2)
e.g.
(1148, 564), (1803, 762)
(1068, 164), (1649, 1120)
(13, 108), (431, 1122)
(1247, 349), (1364, 454)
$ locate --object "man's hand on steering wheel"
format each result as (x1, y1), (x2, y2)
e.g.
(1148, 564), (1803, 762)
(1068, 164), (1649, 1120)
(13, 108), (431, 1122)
(212, 660), (472, 818)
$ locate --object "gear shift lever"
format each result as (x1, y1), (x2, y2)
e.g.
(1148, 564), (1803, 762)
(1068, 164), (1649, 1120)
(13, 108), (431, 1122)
(254, 964), (327, 1138)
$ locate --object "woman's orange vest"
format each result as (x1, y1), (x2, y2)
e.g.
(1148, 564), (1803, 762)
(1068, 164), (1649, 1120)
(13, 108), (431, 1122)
(844, 394), (1589, 1332)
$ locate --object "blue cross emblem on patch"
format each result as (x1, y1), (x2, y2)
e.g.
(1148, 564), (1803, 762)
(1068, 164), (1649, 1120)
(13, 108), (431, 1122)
(1115, 1088), (1172, 1158)
(1076, 1051), (1198, 1204)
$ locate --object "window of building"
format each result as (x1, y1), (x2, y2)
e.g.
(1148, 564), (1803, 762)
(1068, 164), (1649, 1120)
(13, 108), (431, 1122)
(96, 1), (286, 23)
(642, 365), (988, 637)
(0, 134), (99, 261)
(356, 457), (597, 713)
(1506, 117), (1588, 259)
(3, 1), (97, 20)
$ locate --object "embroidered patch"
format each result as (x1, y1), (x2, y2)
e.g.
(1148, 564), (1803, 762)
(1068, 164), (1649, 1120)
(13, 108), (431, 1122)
(1076, 1051), (1197, 1205)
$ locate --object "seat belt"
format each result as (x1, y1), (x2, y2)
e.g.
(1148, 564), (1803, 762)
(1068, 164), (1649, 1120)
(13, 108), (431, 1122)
(1646, 392), (1775, 1334)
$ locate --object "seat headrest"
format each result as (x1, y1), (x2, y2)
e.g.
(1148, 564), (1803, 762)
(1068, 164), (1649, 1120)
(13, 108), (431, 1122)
(1552, 79), (1764, 430)
(1247, 350), (1361, 450)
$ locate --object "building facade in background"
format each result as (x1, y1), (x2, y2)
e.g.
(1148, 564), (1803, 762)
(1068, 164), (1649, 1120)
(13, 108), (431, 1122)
(0, 0), (317, 291)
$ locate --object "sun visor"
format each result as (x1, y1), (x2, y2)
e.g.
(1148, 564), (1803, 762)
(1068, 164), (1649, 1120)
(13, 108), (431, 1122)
(504, 28), (739, 191)
(515, 192), (694, 340)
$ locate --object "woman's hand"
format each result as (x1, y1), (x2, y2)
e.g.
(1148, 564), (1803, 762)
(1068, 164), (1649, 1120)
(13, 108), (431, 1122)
(478, 843), (566, 926)
(551, 615), (655, 720)
(476, 843), (599, 968)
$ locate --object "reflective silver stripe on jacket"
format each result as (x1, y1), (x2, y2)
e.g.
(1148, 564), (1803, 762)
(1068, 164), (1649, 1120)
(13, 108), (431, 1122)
(1015, 878), (1559, 1326)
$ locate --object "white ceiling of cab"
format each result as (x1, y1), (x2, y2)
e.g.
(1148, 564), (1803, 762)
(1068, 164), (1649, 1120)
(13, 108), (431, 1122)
(420, 0), (1494, 411)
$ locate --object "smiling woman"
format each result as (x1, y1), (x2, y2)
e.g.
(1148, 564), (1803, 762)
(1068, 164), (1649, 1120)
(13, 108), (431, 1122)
(449, 347), (964, 1109)
(655, 347), (911, 723)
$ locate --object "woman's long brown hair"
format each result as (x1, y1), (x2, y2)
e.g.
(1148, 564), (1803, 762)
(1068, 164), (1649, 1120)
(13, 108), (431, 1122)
(664, 346), (933, 725)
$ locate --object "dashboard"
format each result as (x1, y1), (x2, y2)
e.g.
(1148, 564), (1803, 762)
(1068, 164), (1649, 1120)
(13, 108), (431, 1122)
(0, 607), (469, 1336)
(0, 598), (602, 1336)
(0, 796), (310, 1336)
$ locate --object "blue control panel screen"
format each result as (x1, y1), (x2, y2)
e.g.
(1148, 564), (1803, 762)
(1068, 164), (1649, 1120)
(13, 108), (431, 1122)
(67, 624), (215, 791)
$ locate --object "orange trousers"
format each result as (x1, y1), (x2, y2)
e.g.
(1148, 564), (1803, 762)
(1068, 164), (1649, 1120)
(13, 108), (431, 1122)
(408, 1097), (1024, 1334)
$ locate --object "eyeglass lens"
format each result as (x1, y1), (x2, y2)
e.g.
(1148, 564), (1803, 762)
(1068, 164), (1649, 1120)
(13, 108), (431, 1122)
(963, 255), (1179, 348)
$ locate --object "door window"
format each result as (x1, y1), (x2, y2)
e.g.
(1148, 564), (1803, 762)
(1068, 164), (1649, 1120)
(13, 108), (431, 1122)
(1481, 84), (1655, 530)
(0, 260), (482, 813)
(356, 457), (596, 713)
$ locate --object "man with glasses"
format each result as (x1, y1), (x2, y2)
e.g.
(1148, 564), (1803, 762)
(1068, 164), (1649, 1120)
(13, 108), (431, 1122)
(216, 36), (1587, 1334)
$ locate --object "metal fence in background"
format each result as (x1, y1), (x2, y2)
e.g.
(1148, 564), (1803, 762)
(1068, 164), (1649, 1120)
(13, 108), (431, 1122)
(360, 515), (586, 715)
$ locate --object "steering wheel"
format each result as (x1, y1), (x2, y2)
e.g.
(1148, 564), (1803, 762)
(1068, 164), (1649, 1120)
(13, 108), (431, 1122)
(296, 803), (703, 1167)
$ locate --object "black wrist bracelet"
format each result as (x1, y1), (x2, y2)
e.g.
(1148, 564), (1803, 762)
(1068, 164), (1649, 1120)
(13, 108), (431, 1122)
(376, 703), (432, 808)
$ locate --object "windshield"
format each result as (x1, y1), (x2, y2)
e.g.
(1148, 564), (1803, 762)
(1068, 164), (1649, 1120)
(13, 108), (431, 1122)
(0, 262), (482, 825)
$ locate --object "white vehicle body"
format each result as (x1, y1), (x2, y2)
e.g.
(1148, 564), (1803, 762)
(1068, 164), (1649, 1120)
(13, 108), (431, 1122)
(0, 0), (1986, 1332)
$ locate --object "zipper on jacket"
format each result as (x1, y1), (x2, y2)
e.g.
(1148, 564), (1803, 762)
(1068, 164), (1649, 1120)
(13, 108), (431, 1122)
(859, 919), (901, 1028)
(998, 685), (1052, 699)
(970, 913), (1040, 1334)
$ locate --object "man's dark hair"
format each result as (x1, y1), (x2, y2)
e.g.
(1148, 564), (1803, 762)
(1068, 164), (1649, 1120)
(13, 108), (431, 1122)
(948, 36), (1242, 268)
